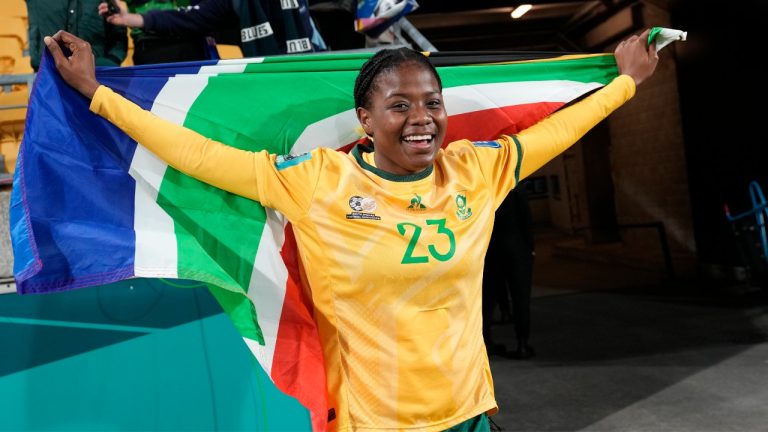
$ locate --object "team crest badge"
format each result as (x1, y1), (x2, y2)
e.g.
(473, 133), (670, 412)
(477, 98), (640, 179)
(455, 193), (473, 220)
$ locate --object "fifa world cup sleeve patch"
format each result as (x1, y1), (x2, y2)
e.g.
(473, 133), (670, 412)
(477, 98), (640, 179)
(275, 152), (312, 170)
(472, 140), (502, 148)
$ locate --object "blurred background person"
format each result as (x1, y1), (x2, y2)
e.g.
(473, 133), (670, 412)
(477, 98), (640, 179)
(483, 186), (536, 359)
(120, 0), (208, 64)
(99, 0), (326, 58)
(27, 0), (127, 70)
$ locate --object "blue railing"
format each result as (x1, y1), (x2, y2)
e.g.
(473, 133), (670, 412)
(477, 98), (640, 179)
(725, 181), (768, 266)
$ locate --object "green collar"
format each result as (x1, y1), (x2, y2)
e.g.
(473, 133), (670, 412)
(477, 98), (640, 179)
(351, 144), (434, 182)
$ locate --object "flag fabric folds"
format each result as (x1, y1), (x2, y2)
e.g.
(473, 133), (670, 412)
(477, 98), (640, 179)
(10, 49), (618, 431)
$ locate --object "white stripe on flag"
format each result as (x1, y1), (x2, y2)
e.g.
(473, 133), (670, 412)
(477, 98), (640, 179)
(442, 80), (603, 114)
(130, 150), (179, 277)
(292, 110), (361, 154)
(132, 76), (209, 277)
(199, 60), (255, 75)
(245, 209), (289, 374)
(290, 80), (603, 154)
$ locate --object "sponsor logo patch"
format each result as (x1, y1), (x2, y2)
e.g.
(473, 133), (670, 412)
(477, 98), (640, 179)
(347, 196), (381, 220)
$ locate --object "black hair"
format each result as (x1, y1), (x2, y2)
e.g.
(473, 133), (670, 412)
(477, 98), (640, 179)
(353, 47), (443, 109)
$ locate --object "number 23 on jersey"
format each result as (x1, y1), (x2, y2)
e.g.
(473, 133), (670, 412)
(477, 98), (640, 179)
(396, 218), (456, 264)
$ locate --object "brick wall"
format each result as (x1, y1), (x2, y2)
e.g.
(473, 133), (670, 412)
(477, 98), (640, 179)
(607, 2), (696, 260)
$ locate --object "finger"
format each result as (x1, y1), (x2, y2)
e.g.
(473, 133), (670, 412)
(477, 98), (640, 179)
(53, 30), (83, 45)
(98, 3), (108, 15)
(51, 29), (65, 42)
(639, 28), (651, 42)
(44, 36), (68, 68)
(645, 32), (659, 58)
(648, 40), (658, 59)
(615, 39), (627, 53)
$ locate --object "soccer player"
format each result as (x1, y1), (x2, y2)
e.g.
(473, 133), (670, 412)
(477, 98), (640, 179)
(43, 30), (658, 431)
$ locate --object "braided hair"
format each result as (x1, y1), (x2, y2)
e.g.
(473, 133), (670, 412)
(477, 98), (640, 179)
(354, 48), (443, 109)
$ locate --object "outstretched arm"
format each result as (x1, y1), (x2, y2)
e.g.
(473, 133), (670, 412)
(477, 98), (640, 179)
(515, 29), (659, 180)
(44, 31), (262, 201)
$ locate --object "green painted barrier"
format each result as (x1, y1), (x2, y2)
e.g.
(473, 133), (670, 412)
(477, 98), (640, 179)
(0, 279), (311, 431)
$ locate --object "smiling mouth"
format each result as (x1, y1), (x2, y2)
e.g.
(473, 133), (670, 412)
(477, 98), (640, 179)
(402, 134), (435, 149)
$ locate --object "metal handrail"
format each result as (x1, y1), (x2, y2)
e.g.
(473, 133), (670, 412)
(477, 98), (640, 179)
(0, 72), (35, 91)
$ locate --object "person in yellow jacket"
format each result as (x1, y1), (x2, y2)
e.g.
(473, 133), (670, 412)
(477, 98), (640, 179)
(43, 30), (658, 432)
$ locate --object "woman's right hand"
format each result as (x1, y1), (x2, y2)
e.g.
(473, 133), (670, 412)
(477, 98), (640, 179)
(98, 1), (144, 27)
(45, 31), (100, 99)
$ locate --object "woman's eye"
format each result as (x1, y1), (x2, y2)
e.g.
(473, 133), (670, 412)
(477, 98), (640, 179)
(392, 103), (408, 110)
(427, 100), (442, 108)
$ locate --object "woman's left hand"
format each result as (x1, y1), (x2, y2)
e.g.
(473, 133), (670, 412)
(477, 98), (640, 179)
(44, 30), (100, 99)
(615, 29), (659, 86)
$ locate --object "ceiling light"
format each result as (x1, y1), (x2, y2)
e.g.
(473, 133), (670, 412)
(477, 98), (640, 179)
(510, 4), (532, 19)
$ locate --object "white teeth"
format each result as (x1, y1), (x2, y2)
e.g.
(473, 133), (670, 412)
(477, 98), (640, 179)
(403, 135), (432, 141)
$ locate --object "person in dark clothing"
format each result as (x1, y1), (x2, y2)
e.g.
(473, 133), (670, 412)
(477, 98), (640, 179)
(482, 185), (536, 359)
(98, 0), (325, 57)
(123, 0), (208, 65)
(28, 0), (127, 70)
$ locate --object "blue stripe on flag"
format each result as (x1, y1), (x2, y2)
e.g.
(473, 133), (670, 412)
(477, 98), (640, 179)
(10, 52), (209, 294)
(10, 155), (38, 280)
(98, 59), (215, 111)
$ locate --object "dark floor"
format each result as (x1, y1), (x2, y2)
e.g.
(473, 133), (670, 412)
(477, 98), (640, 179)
(487, 227), (768, 432)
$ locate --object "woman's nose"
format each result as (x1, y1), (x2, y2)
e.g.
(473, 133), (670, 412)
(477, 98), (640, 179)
(409, 104), (433, 125)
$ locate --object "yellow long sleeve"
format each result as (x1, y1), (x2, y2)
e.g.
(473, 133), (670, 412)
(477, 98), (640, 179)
(516, 74), (636, 180)
(90, 86), (264, 201)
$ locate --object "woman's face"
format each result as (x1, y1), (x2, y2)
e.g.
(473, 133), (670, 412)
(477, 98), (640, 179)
(356, 61), (447, 175)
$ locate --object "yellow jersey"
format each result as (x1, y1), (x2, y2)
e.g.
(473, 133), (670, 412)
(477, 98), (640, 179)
(91, 74), (635, 431)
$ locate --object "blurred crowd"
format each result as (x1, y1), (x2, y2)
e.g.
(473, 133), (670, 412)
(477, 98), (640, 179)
(22, 0), (425, 68)
(1, 0), (417, 180)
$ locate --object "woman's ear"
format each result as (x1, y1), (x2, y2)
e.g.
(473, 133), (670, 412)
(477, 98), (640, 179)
(356, 107), (374, 137)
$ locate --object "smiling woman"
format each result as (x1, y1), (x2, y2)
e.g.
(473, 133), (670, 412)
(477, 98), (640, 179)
(355, 51), (447, 175)
(44, 28), (658, 432)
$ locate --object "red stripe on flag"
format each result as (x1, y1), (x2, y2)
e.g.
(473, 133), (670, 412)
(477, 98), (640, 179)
(444, 101), (564, 144)
(274, 223), (329, 432)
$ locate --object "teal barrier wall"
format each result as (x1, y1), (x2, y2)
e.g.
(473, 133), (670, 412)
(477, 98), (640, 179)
(0, 279), (311, 431)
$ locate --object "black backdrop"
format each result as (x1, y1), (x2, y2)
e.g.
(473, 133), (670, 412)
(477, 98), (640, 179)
(671, 0), (768, 267)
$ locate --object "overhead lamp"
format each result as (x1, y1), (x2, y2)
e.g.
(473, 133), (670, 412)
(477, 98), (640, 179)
(510, 4), (532, 19)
